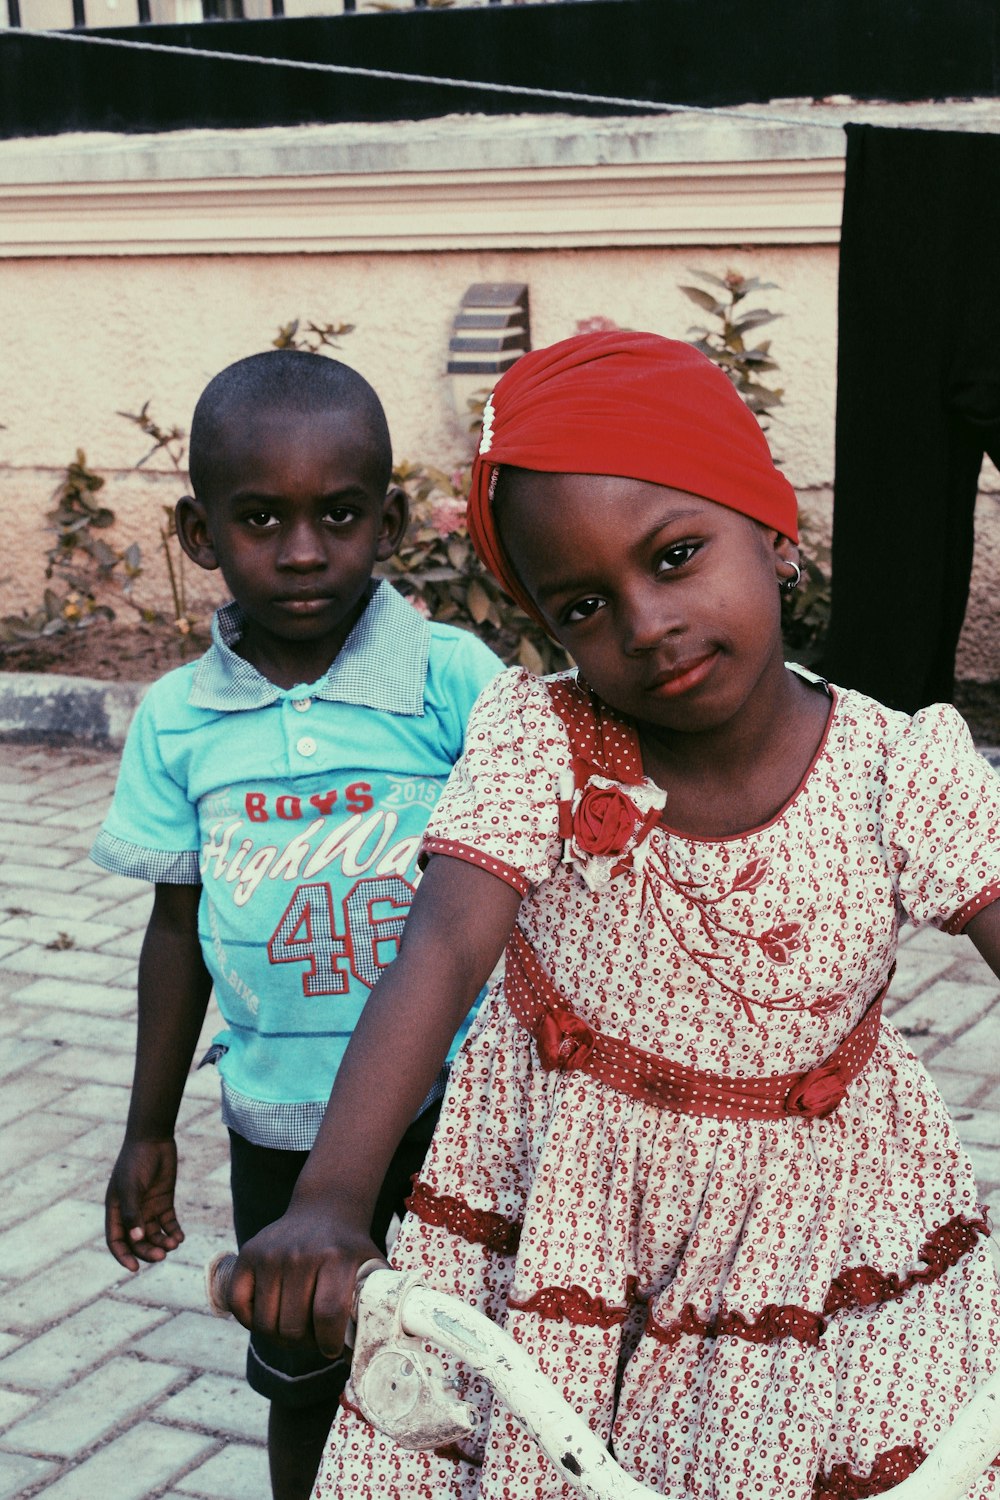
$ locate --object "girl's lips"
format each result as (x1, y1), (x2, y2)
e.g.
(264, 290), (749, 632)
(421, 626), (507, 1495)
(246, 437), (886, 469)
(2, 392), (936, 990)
(648, 650), (720, 697)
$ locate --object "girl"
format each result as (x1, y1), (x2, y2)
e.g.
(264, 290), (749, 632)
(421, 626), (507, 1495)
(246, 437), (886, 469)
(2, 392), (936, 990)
(233, 332), (1000, 1500)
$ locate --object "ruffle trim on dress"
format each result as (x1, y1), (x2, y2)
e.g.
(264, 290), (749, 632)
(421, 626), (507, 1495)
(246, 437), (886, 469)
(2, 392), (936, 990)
(815, 1446), (995, 1494)
(648, 1210), (990, 1352)
(813, 1444), (999, 1498)
(407, 1179), (522, 1255)
(813, 1445), (925, 1498)
(649, 1299), (828, 1350)
(407, 1184), (988, 1343)
(822, 1210), (990, 1317)
(507, 1276), (640, 1328)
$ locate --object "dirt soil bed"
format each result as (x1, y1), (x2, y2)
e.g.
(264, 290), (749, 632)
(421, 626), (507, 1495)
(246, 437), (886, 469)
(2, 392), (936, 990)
(2, 616), (1000, 746)
(0, 617), (209, 685)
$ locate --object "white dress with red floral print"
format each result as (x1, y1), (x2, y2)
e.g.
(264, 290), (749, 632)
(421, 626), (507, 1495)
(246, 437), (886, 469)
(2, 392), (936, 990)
(314, 667), (1000, 1500)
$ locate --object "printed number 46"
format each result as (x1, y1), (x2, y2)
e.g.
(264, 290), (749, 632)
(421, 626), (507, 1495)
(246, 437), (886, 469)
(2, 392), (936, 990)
(267, 877), (413, 995)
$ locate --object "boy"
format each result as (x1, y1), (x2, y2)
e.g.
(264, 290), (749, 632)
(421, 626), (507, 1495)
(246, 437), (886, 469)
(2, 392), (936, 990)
(92, 350), (501, 1500)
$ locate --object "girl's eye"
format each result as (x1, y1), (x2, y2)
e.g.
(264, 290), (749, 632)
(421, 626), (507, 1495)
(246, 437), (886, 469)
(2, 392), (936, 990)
(563, 595), (606, 625)
(657, 541), (699, 572)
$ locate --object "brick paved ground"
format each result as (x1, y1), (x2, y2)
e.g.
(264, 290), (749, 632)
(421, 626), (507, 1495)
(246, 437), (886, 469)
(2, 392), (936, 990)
(0, 739), (998, 1500)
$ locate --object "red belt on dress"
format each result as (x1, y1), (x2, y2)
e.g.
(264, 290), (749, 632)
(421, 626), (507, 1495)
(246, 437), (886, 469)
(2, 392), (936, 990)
(504, 926), (890, 1123)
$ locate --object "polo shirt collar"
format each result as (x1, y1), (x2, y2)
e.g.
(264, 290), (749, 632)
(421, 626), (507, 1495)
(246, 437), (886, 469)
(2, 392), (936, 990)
(188, 580), (431, 716)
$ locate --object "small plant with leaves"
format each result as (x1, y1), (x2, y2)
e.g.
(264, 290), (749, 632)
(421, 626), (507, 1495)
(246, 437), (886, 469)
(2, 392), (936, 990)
(680, 268), (784, 423)
(272, 319), (356, 355)
(384, 460), (569, 676)
(117, 400), (200, 642)
(45, 450), (134, 599)
(0, 451), (139, 645)
(780, 517), (831, 666)
(680, 271), (831, 656)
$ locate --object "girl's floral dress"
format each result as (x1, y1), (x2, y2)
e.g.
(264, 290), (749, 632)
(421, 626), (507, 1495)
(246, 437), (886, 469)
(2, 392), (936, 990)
(315, 667), (1000, 1500)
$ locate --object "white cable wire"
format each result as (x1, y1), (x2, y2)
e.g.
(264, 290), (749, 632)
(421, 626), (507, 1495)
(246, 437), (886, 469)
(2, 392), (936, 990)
(19, 25), (847, 133)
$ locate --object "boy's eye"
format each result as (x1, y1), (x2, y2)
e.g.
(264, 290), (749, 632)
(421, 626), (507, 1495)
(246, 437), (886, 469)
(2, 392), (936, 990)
(657, 541), (699, 572)
(244, 511), (279, 530)
(563, 595), (606, 625)
(324, 506), (357, 526)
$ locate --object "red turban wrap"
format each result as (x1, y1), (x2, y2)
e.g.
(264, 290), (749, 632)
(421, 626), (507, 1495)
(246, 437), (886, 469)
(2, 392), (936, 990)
(468, 330), (798, 625)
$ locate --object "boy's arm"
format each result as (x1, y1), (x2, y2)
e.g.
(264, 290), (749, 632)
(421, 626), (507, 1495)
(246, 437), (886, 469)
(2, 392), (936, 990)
(106, 882), (213, 1272)
(229, 855), (522, 1357)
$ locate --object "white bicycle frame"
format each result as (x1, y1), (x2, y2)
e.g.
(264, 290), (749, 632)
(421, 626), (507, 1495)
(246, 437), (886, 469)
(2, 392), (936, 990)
(207, 1254), (1000, 1500)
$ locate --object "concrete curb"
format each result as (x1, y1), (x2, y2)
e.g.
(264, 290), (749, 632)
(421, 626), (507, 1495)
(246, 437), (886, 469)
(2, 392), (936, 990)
(1, 667), (999, 768)
(0, 669), (149, 749)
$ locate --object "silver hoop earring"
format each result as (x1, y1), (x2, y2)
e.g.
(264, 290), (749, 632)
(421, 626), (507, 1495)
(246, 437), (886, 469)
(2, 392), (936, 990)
(779, 561), (803, 595)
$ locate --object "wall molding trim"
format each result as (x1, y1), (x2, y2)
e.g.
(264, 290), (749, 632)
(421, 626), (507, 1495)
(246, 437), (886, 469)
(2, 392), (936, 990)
(4, 100), (994, 260)
(0, 155), (846, 258)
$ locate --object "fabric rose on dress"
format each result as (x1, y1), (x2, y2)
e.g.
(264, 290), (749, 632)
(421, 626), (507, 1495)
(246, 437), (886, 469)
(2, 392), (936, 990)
(559, 771), (666, 891)
(573, 784), (642, 856)
(784, 1060), (848, 1119)
(536, 1008), (596, 1072)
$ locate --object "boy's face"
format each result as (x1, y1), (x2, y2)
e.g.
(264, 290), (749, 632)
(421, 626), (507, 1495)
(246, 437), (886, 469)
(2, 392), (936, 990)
(177, 404), (406, 682)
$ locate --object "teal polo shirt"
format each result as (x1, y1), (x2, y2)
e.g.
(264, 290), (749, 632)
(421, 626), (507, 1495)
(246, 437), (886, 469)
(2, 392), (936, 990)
(91, 582), (502, 1149)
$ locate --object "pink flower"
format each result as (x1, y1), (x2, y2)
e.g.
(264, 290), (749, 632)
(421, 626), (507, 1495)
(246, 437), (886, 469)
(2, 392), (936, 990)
(409, 595), (432, 618)
(758, 921), (803, 964)
(572, 784), (642, 857)
(785, 1061), (848, 1119)
(536, 1008), (596, 1073)
(575, 315), (620, 335)
(430, 497), (467, 537)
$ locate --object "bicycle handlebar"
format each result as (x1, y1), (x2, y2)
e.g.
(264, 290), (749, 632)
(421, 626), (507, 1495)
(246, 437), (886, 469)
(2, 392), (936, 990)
(206, 1253), (1000, 1500)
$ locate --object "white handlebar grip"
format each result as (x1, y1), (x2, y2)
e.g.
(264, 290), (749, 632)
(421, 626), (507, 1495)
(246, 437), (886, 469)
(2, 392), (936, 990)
(205, 1251), (238, 1317)
(203, 1250), (386, 1345)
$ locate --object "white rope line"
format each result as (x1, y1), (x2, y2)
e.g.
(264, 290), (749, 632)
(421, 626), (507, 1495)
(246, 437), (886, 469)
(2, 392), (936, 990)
(21, 25), (847, 132)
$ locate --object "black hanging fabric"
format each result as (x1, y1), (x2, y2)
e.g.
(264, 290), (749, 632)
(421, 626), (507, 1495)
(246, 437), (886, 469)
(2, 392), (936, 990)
(820, 123), (1000, 714)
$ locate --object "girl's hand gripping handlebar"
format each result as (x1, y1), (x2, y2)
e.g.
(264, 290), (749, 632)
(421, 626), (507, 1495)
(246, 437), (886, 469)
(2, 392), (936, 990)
(206, 1253), (1000, 1500)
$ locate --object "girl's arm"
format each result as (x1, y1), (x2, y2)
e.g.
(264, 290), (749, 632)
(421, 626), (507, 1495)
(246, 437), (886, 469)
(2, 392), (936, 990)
(964, 899), (1000, 975)
(106, 883), (213, 1271)
(228, 855), (522, 1357)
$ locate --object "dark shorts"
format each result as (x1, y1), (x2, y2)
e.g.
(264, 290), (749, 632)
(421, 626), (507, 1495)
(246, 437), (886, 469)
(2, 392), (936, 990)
(229, 1100), (441, 1410)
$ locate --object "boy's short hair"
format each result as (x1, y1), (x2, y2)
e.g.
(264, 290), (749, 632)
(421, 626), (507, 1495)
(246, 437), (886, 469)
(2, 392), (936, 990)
(189, 349), (393, 501)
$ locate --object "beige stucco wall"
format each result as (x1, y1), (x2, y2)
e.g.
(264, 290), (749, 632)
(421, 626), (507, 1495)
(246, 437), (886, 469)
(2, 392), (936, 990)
(2, 105), (999, 677)
(0, 241), (844, 633)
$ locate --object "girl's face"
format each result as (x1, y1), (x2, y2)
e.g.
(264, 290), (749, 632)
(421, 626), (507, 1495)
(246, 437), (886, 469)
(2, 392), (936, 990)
(496, 469), (796, 739)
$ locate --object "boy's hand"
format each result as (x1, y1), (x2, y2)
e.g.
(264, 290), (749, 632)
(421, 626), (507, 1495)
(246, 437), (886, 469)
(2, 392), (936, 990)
(106, 1139), (184, 1272)
(228, 1205), (376, 1360)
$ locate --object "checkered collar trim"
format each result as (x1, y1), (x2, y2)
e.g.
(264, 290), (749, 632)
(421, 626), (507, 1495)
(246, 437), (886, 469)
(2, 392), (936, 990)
(188, 580), (431, 716)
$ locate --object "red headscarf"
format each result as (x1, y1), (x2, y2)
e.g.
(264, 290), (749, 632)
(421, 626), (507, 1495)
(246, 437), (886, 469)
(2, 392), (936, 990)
(467, 330), (798, 625)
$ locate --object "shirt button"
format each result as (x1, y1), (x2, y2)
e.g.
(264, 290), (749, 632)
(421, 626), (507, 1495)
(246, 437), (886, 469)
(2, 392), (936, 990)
(297, 736), (317, 757)
(292, 698), (312, 712)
